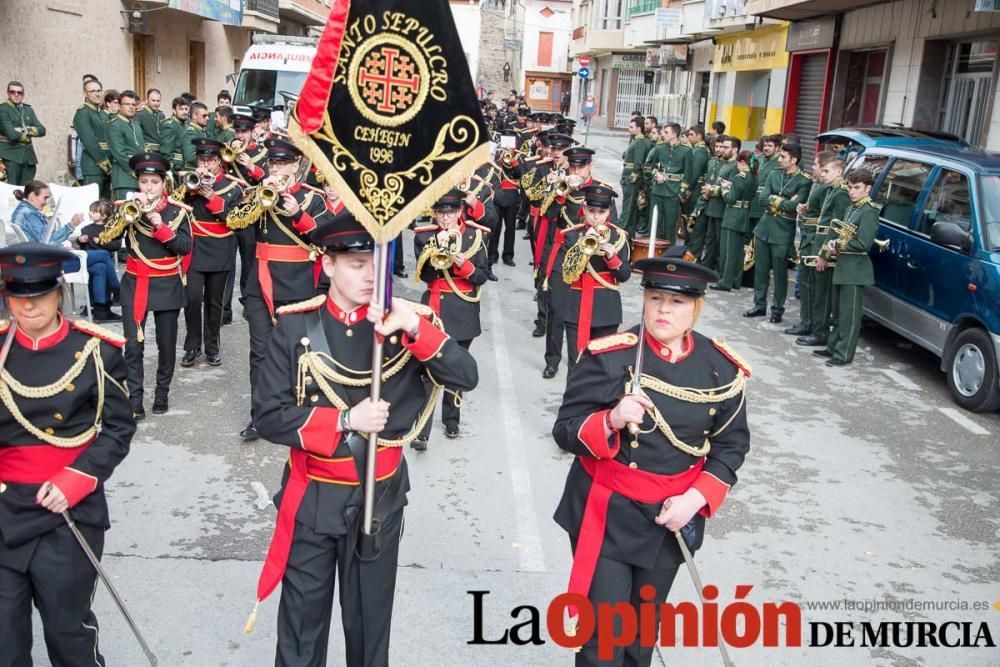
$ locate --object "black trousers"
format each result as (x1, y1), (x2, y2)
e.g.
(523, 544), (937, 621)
(184, 269), (229, 356)
(223, 228), (256, 319)
(246, 294), (292, 419)
(544, 289), (565, 370)
(573, 544), (681, 667)
(489, 201), (519, 264)
(564, 324), (618, 373)
(121, 305), (180, 407)
(418, 339), (472, 441)
(0, 524), (105, 667)
(276, 510), (403, 667)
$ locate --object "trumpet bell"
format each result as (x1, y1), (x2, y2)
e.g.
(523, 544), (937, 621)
(183, 172), (202, 190)
(580, 234), (601, 256)
(873, 238), (890, 252)
(120, 201), (142, 224)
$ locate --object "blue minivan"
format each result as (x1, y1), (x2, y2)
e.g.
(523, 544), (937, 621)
(818, 129), (1000, 412)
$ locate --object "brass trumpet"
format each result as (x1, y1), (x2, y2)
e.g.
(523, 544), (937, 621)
(429, 229), (462, 270)
(221, 139), (246, 163)
(259, 175), (292, 210)
(183, 171), (216, 190)
(580, 225), (610, 256)
(120, 196), (159, 224)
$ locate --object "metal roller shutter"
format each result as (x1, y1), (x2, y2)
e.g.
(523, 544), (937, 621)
(791, 54), (827, 166)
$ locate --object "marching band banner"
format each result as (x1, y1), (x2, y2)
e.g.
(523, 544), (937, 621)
(291, 0), (490, 244)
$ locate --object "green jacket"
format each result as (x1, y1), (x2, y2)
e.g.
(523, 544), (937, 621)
(159, 116), (186, 170)
(799, 181), (829, 255)
(73, 102), (111, 178)
(215, 126), (235, 145)
(644, 141), (692, 199)
(754, 168), (813, 247)
(698, 156), (738, 218)
(181, 124), (208, 169)
(807, 181), (851, 256)
(0, 100), (45, 165)
(823, 197), (880, 286)
(721, 167), (755, 233)
(136, 107), (164, 152)
(621, 136), (649, 188)
(107, 115), (145, 191)
(750, 154), (780, 219)
(688, 142), (710, 193)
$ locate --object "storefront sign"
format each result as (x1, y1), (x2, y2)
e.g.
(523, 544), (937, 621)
(714, 25), (789, 72)
(787, 16), (836, 51)
(612, 53), (648, 71)
(974, 0), (1000, 12)
(169, 0), (243, 25)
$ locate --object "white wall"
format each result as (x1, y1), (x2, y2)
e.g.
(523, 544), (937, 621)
(522, 0), (573, 74)
(449, 2), (482, 82)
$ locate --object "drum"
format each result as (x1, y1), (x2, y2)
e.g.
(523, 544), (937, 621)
(631, 236), (670, 267)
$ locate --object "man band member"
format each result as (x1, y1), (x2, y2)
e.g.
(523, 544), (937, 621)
(252, 213), (478, 667)
(107, 90), (145, 200)
(0, 81), (45, 186)
(100, 153), (193, 419)
(552, 247), (750, 666)
(0, 243), (135, 666)
(694, 135), (738, 269)
(641, 122), (692, 244)
(136, 88), (164, 153)
(221, 112), (267, 325)
(748, 134), (781, 241)
(744, 142), (812, 324)
(620, 117), (650, 238)
(73, 79), (111, 195)
(179, 138), (244, 368)
(681, 126), (710, 245)
(160, 97), (190, 172)
(411, 188), (490, 449)
(547, 184), (630, 371)
(491, 132), (524, 268)
(814, 168), (879, 367)
(712, 150), (755, 291)
(227, 137), (330, 441)
(786, 151), (833, 338)
(182, 102), (210, 169)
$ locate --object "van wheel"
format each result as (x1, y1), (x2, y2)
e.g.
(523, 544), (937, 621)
(946, 328), (1000, 413)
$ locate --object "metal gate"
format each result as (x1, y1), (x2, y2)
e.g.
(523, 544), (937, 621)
(943, 74), (992, 147)
(791, 53), (827, 166)
(613, 69), (661, 129)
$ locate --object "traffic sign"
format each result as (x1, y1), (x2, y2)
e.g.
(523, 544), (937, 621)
(578, 66), (590, 79)
(579, 55), (591, 68)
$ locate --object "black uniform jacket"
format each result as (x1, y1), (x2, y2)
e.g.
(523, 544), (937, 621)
(553, 222), (631, 328)
(0, 319), (135, 571)
(413, 220), (490, 341)
(182, 171), (244, 272)
(552, 328), (750, 569)
(254, 296), (478, 536)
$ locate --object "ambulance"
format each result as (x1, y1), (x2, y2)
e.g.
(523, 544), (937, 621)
(232, 35), (317, 126)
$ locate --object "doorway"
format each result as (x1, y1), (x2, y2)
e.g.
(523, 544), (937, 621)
(189, 40), (206, 99)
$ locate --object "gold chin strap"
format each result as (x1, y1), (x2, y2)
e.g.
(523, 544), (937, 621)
(0, 338), (106, 448)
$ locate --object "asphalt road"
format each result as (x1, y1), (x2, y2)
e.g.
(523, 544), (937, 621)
(32, 132), (1000, 666)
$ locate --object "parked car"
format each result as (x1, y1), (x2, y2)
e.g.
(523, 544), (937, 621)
(820, 134), (1000, 412)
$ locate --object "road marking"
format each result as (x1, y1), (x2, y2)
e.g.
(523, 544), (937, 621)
(486, 290), (547, 573)
(880, 369), (921, 391)
(937, 407), (990, 436)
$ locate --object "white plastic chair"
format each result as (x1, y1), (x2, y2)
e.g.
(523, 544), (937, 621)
(63, 249), (93, 322)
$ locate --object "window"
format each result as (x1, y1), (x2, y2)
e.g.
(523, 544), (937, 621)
(599, 0), (624, 30)
(979, 175), (1000, 251)
(538, 32), (554, 68)
(845, 153), (889, 185)
(875, 159), (933, 228)
(917, 170), (971, 236)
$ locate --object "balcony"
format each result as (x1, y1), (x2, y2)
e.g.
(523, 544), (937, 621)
(278, 0), (328, 27)
(745, 0), (886, 20)
(244, 0), (280, 32)
(624, 9), (662, 48)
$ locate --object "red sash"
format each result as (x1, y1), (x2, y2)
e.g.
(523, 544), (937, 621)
(427, 277), (474, 315)
(571, 271), (616, 354)
(0, 441), (94, 483)
(255, 446), (403, 604)
(191, 220), (232, 237)
(255, 242), (316, 316)
(125, 256), (182, 328)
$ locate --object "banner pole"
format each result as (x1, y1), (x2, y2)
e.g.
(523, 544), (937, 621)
(362, 241), (389, 534)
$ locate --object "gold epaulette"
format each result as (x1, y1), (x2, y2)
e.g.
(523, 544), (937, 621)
(587, 332), (638, 354)
(71, 319), (126, 348)
(712, 338), (752, 378)
(867, 200), (882, 209)
(276, 294), (326, 316)
(564, 223), (586, 234)
(413, 225), (438, 234)
(466, 221), (491, 233)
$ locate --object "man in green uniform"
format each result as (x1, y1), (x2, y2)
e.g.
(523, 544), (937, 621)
(73, 78), (111, 195)
(182, 102), (210, 169)
(160, 96), (190, 172)
(0, 81), (46, 185)
(748, 134), (781, 244)
(641, 122), (692, 244)
(682, 125), (710, 244)
(211, 106), (235, 144)
(695, 135), (738, 269)
(784, 152), (830, 337)
(744, 142), (812, 323)
(107, 90), (145, 200)
(205, 90), (231, 139)
(712, 144), (754, 291)
(136, 88), (164, 154)
(620, 116), (650, 238)
(814, 168), (880, 366)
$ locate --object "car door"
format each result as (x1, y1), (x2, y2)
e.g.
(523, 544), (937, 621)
(845, 152), (895, 294)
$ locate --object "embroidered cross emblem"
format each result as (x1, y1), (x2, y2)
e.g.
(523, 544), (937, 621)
(358, 47), (421, 114)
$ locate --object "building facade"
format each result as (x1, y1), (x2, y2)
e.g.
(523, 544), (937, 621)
(522, 0), (574, 112)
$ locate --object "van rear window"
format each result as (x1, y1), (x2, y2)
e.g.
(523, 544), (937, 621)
(981, 175), (1000, 251)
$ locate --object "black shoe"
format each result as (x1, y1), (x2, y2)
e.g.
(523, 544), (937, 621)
(486, 270), (498, 282)
(181, 350), (201, 367)
(222, 313), (233, 325)
(152, 397), (168, 415)
(769, 313), (783, 324)
(92, 305), (123, 322)
(110, 288), (121, 305)
(826, 358), (849, 367)
(445, 424), (460, 439)
(502, 258), (516, 267)
(522, 233), (531, 240)
(796, 336), (826, 347)
(207, 354), (222, 366)
(742, 307), (766, 318)
(132, 406), (146, 421)
(240, 421), (259, 441)
(542, 365), (557, 379)
(812, 349), (833, 358)
(393, 269), (409, 279)
(515, 222), (526, 230)
(410, 437), (428, 451)
(709, 284), (731, 292)
(784, 324), (809, 336)
(532, 324), (545, 337)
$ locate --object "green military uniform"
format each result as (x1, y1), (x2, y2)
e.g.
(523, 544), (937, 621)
(819, 196), (880, 364)
(135, 107), (164, 154)
(800, 180), (851, 343)
(752, 167), (812, 319)
(620, 135), (650, 237)
(748, 153), (779, 242)
(215, 126), (235, 146)
(683, 141), (710, 246)
(694, 154), (737, 270)
(72, 101), (111, 193)
(641, 141), (692, 243)
(0, 100), (46, 185)
(181, 124), (207, 169)
(159, 115), (186, 171)
(107, 114), (145, 199)
(789, 179), (830, 335)
(717, 166), (755, 290)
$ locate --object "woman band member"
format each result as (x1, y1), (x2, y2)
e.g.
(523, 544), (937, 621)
(99, 152), (192, 419)
(552, 248), (751, 666)
(0, 243), (135, 666)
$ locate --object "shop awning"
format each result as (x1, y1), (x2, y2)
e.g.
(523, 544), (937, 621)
(746, 0), (889, 21)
